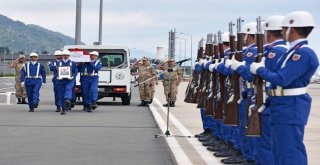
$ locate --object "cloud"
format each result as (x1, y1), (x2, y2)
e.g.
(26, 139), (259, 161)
(104, 12), (153, 27)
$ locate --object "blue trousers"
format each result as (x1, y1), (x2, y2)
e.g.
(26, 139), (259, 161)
(52, 79), (60, 108)
(272, 124), (307, 165)
(81, 77), (98, 105)
(200, 108), (215, 131)
(57, 79), (75, 109)
(256, 111), (274, 165)
(25, 80), (42, 108)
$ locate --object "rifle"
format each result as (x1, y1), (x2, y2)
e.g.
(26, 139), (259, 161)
(214, 31), (227, 119)
(191, 39), (204, 103)
(185, 40), (203, 103)
(205, 34), (218, 116)
(246, 16), (263, 136)
(224, 19), (243, 126)
(197, 34), (214, 109)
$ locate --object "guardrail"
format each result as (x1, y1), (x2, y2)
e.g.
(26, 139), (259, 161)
(0, 92), (15, 105)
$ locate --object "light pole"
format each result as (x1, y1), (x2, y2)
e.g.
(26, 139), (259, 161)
(175, 37), (187, 76)
(179, 32), (192, 76)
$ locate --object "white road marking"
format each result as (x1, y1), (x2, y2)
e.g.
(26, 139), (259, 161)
(153, 98), (223, 165)
(149, 104), (193, 165)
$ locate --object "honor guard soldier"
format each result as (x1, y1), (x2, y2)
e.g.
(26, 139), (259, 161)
(250, 11), (319, 165)
(255, 15), (288, 165)
(48, 50), (63, 112)
(79, 51), (102, 112)
(130, 57), (156, 107)
(8, 54), (27, 104)
(20, 52), (46, 112)
(157, 58), (182, 107)
(56, 50), (78, 115)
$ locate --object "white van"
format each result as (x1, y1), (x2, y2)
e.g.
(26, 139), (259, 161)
(63, 45), (131, 105)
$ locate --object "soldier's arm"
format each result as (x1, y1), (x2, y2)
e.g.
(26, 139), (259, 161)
(72, 62), (78, 78)
(40, 65), (46, 84)
(130, 59), (142, 69)
(20, 65), (26, 83)
(8, 61), (17, 68)
(90, 60), (102, 71)
(157, 61), (167, 70)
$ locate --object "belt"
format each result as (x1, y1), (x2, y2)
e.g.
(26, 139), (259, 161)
(27, 76), (41, 79)
(81, 73), (98, 76)
(268, 87), (308, 96)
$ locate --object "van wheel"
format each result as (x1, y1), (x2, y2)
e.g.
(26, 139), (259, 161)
(121, 94), (131, 105)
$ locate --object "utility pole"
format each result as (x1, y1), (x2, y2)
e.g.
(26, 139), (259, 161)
(98, 0), (103, 45)
(75, 0), (82, 45)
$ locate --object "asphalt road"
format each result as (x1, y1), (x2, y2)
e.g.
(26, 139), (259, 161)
(0, 78), (174, 165)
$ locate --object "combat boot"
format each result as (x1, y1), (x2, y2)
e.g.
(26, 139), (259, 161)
(33, 103), (38, 108)
(150, 98), (153, 104)
(170, 101), (175, 107)
(195, 129), (211, 138)
(163, 102), (170, 107)
(87, 105), (92, 113)
(92, 102), (98, 110)
(17, 98), (22, 104)
(138, 101), (146, 106)
(145, 101), (150, 107)
(65, 100), (71, 110)
(21, 98), (27, 104)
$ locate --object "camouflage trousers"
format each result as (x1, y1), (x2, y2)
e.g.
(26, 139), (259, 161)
(14, 77), (27, 98)
(138, 79), (153, 102)
(163, 80), (178, 102)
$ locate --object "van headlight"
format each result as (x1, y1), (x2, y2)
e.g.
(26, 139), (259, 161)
(115, 72), (125, 80)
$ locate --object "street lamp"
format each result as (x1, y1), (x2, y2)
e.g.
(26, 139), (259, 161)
(179, 32), (192, 76)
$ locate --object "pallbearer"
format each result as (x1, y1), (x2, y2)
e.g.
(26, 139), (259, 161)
(79, 51), (102, 112)
(20, 52), (46, 112)
(56, 50), (78, 115)
(48, 50), (63, 112)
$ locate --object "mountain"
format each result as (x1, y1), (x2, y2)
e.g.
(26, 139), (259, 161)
(0, 14), (82, 55)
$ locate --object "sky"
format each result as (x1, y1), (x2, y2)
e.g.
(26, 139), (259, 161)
(0, 0), (319, 61)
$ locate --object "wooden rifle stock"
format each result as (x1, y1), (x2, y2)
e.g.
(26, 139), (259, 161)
(246, 31), (264, 136)
(205, 43), (217, 116)
(224, 33), (241, 126)
(215, 42), (226, 119)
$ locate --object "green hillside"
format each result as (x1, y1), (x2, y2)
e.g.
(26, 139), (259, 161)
(0, 14), (82, 55)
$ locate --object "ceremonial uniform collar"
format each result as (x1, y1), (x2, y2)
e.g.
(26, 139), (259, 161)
(289, 39), (307, 50)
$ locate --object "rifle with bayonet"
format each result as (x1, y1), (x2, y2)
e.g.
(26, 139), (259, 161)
(205, 34), (218, 115)
(191, 39), (205, 103)
(246, 16), (263, 136)
(185, 40), (203, 103)
(214, 31), (227, 119)
(224, 19), (243, 126)
(197, 34), (213, 109)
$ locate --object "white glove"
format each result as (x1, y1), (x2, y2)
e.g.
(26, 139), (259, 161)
(208, 63), (215, 72)
(42, 83), (45, 85)
(225, 58), (232, 68)
(21, 82), (25, 87)
(231, 57), (246, 71)
(258, 104), (266, 113)
(67, 76), (74, 80)
(47, 61), (51, 66)
(215, 58), (224, 70)
(250, 57), (266, 74)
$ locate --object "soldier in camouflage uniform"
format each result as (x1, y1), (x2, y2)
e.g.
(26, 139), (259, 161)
(157, 58), (182, 107)
(130, 57), (157, 107)
(8, 54), (27, 104)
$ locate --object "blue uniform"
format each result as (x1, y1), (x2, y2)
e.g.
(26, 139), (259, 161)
(79, 60), (102, 106)
(256, 39), (319, 165)
(255, 40), (287, 165)
(234, 43), (258, 162)
(49, 60), (61, 109)
(20, 62), (46, 108)
(55, 60), (78, 110)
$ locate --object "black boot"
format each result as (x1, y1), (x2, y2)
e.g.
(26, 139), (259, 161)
(87, 105), (92, 112)
(92, 102), (98, 110)
(55, 107), (61, 112)
(138, 101), (146, 106)
(145, 101), (149, 107)
(150, 98), (153, 104)
(240, 160), (256, 165)
(163, 102), (169, 107)
(33, 103), (38, 108)
(29, 108), (34, 112)
(65, 100), (71, 111)
(17, 98), (22, 104)
(60, 108), (66, 115)
(221, 152), (245, 164)
(170, 101), (175, 107)
(21, 98), (27, 104)
(195, 129), (211, 138)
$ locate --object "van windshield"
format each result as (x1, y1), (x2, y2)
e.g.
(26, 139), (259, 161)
(100, 53), (125, 68)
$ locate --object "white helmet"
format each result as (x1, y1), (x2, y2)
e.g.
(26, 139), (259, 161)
(54, 50), (62, 56)
(281, 11), (315, 27)
(242, 22), (257, 34)
(62, 50), (71, 55)
(221, 32), (230, 42)
(30, 52), (38, 57)
(90, 51), (99, 56)
(263, 15), (285, 31)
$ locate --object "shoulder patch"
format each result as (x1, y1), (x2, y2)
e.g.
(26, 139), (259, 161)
(268, 53), (276, 59)
(292, 54), (301, 61)
(246, 52), (253, 57)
